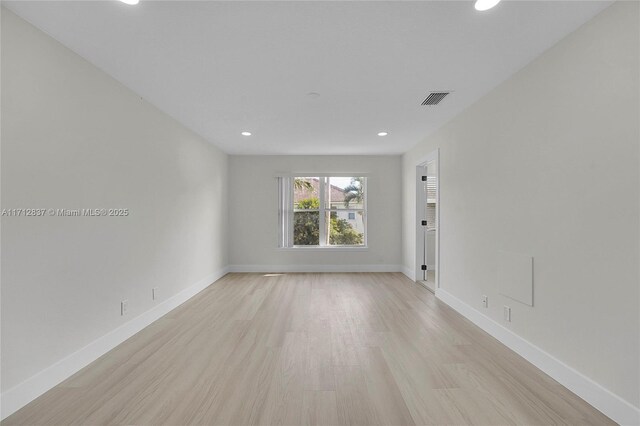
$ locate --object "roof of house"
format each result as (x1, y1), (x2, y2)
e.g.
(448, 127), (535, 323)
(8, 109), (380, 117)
(294, 178), (346, 203)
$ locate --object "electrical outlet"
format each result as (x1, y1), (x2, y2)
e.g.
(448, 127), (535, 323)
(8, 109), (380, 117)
(121, 300), (129, 316)
(152, 287), (158, 300)
(503, 305), (511, 322)
(482, 295), (488, 308)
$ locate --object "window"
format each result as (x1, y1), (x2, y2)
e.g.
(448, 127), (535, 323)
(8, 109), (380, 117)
(278, 176), (366, 248)
(425, 175), (437, 230)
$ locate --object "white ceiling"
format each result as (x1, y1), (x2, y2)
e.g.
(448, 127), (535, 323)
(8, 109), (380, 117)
(5, 0), (611, 155)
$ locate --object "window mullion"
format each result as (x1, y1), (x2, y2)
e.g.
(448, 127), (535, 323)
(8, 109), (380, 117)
(319, 177), (326, 246)
(288, 177), (294, 248)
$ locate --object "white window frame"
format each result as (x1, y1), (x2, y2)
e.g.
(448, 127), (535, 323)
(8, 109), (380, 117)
(278, 175), (368, 250)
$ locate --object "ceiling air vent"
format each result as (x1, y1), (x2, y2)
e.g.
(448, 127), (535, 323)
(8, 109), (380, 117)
(421, 91), (450, 106)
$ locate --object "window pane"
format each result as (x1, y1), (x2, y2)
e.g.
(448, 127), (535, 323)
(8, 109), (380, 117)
(294, 177), (319, 210)
(294, 211), (319, 245)
(426, 203), (437, 230)
(326, 211), (364, 246)
(327, 177), (365, 210)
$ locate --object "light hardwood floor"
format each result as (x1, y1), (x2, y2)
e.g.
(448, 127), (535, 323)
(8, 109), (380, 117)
(3, 273), (614, 425)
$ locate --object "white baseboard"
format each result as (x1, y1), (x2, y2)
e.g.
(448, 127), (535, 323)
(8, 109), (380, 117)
(401, 265), (415, 281)
(416, 279), (436, 293)
(228, 264), (403, 273)
(0, 267), (230, 420)
(435, 288), (640, 426)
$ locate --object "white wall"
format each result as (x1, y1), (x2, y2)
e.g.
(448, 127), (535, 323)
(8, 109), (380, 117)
(1, 8), (228, 395)
(402, 1), (639, 411)
(228, 155), (402, 270)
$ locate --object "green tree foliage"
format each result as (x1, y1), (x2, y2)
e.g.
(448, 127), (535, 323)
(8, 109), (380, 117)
(296, 198), (319, 209)
(293, 198), (319, 245)
(293, 198), (363, 246)
(329, 212), (364, 245)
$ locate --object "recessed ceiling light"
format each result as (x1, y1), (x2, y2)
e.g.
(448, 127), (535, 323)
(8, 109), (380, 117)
(474, 0), (501, 11)
(119, 0), (139, 5)
(378, 132), (388, 137)
(241, 131), (252, 136)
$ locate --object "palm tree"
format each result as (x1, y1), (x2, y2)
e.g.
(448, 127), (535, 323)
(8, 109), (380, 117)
(343, 177), (364, 207)
(294, 178), (313, 192)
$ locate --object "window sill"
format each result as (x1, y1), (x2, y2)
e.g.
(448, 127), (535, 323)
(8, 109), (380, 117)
(277, 246), (369, 252)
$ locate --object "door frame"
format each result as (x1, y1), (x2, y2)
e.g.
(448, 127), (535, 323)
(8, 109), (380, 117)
(415, 149), (440, 291)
